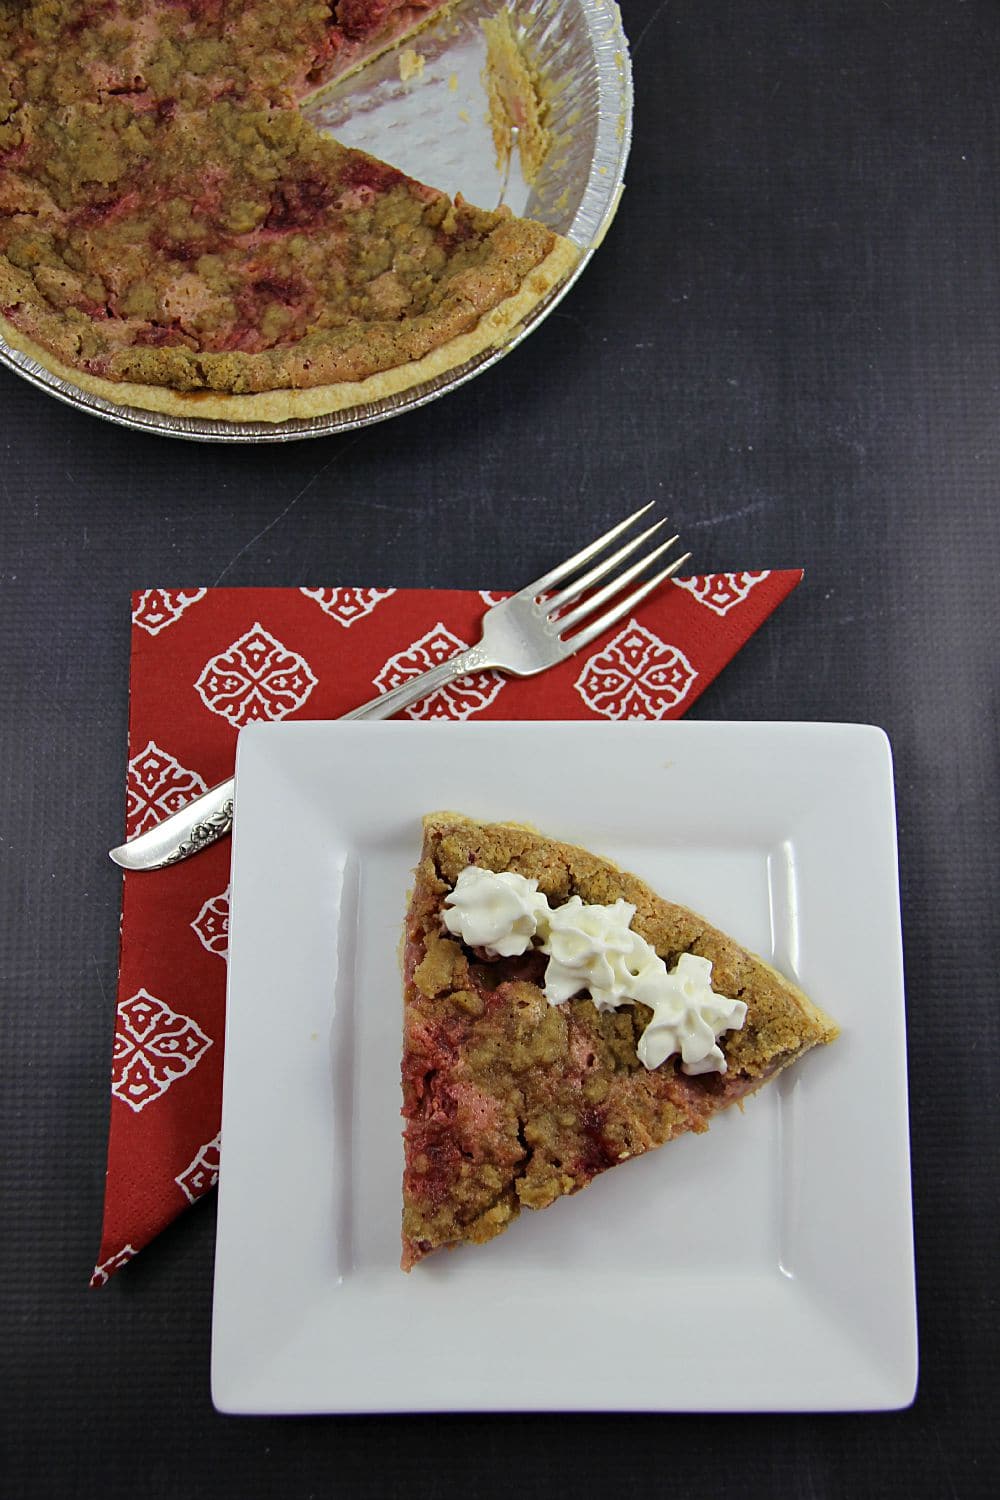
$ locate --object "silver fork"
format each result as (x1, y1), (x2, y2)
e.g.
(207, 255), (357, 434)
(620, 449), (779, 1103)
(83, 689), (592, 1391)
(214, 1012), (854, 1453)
(109, 505), (689, 871)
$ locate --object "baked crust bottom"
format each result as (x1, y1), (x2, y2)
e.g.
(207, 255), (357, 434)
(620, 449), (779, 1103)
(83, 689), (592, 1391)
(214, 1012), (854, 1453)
(0, 238), (578, 423)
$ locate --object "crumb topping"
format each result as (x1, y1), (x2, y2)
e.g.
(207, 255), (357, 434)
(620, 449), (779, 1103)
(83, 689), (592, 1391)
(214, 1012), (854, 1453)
(400, 815), (838, 1268)
(0, 0), (557, 393)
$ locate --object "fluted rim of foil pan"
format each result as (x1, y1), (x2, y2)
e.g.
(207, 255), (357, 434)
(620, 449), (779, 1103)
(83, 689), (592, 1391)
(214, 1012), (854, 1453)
(0, 0), (632, 444)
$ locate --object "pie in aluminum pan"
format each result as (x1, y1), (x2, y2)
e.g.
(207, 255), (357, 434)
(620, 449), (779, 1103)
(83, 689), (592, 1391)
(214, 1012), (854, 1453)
(0, 0), (577, 420)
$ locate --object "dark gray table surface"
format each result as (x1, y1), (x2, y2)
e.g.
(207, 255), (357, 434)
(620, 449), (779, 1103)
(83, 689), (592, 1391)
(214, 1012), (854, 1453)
(2, 1), (997, 1494)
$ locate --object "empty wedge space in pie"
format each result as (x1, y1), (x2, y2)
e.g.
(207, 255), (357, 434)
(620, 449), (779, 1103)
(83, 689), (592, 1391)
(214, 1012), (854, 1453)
(401, 814), (838, 1269)
(0, 1), (577, 419)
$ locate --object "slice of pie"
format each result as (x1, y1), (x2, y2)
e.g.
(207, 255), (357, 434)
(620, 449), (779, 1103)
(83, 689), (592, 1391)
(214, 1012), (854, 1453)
(401, 813), (838, 1270)
(0, 1), (576, 420)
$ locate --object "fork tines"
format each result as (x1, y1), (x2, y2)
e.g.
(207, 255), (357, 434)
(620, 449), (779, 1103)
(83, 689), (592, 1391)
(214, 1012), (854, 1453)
(521, 504), (691, 650)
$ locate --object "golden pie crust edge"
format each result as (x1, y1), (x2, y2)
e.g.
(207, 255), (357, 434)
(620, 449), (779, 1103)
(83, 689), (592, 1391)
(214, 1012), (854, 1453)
(421, 811), (841, 1052)
(0, 238), (578, 424)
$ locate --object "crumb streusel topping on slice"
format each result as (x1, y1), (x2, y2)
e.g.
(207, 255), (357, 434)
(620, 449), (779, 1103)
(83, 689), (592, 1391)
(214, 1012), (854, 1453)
(400, 814), (838, 1270)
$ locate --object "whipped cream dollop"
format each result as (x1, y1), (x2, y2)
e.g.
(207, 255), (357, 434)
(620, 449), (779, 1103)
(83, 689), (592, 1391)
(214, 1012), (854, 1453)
(541, 896), (649, 1010)
(442, 866), (549, 957)
(442, 867), (747, 1073)
(633, 953), (747, 1074)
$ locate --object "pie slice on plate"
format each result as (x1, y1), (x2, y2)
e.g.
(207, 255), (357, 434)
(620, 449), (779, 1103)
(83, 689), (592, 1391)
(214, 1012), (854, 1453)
(0, 0), (577, 420)
(401, 813), (838, 1270)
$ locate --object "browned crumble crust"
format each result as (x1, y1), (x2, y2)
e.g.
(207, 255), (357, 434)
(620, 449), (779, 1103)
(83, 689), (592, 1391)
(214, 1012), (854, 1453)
(0, 0), (573, 409)
(401, 814), (838, 1270)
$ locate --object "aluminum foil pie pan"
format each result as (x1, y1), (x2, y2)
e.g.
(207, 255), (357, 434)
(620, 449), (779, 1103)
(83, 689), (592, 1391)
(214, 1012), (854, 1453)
(0, 0), (632, 442)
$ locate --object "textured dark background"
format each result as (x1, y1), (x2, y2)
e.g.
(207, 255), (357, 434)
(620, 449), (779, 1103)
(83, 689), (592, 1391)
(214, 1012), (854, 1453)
(2, 0), (998, 1494)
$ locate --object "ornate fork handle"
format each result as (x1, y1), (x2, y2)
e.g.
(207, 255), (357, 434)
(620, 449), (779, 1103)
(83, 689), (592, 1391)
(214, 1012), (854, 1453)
(160, 796), (236, 866)
(110, 648), (489, 871)
(339, 647), (489, 721)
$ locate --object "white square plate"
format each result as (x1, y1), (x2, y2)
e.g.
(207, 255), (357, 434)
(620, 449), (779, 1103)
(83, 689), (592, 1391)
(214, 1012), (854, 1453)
(212, 721), (916, 1413)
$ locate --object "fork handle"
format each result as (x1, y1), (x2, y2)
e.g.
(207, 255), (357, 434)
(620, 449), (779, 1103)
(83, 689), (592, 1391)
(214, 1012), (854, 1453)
(108, 645), (491, 870)
(341, 646), (488, 721)
(108, 778), (239, 870)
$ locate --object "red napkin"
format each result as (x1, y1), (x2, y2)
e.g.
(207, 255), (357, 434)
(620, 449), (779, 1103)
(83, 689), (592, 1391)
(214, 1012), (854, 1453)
(91, 572), (802, 1285)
